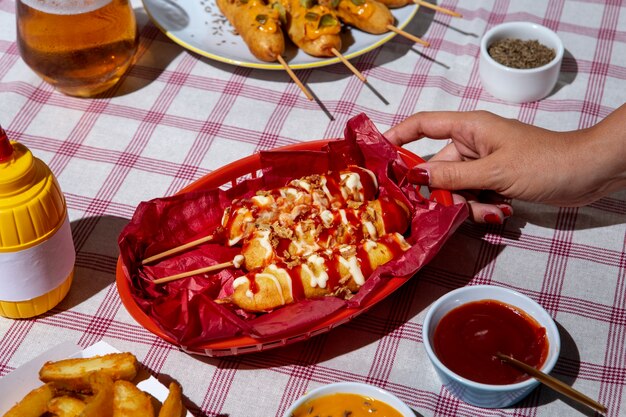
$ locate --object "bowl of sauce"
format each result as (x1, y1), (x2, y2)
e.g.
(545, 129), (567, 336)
(283, 382), (414, 417)
(423, 285), (560, 408)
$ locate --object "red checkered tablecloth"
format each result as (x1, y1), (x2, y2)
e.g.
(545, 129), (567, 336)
(1, 0), (625, 415)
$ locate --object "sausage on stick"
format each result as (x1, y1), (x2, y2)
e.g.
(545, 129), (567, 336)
(216, 0), (286, 62)
(320, 0), (393, 34)
(275, 0), (343, 57)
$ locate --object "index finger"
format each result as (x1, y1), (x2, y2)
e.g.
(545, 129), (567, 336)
(383, 111), (490, 146)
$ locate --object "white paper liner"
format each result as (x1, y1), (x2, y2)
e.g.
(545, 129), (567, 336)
(0, 216), (75, 301)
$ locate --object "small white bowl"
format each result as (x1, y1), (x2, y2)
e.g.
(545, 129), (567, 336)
(422, 285), (561, 409)
(282, 382), (414, 416)
(479, 21), (564, 103)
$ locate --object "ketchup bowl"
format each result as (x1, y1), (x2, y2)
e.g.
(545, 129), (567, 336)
(422, 285), (560, 408)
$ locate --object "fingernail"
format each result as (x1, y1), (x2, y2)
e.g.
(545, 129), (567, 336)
(483, 213), (502, 224)
(498, 205), (513, 218)
(407, 167), (430, 185)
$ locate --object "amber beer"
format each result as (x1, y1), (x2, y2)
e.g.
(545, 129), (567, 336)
(16, 0), (138, 97)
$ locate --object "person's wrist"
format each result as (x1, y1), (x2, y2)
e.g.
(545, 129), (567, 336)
(578, 124), (626, 195)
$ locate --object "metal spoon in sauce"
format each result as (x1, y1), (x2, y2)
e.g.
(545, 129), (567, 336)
(496, 353), (607, 414)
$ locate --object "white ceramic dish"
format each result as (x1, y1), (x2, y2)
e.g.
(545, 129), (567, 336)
(422, 285), (561, 409)
(283, 382), (415, 416)
(479, 21), (564, 103)
(141, 0), (418, 69)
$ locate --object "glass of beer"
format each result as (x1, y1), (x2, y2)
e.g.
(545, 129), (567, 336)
(16, 0), (138, 97)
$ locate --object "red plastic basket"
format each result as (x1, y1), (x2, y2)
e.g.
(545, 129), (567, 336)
(116, 140), (452, 356)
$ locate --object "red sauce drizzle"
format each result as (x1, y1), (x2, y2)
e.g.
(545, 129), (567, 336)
(324, 172), (344, 205)
(356, 245), (373, 277)
(378, 196), (409, 234)
(288, 265), (306, 301)
(247, 274), (259, 294)
(317, 227), (333, 247)
(325, 254), (342, 291)
(276, 238), (291, 257)
(433, 299), (549, 385)
(343, 208), (363, 243)
(376, 234), (406, 259)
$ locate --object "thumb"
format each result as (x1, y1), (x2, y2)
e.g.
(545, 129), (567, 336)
(411, 159), (496, 191)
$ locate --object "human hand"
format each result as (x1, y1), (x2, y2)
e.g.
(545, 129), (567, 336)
(384, 107), (626, 223)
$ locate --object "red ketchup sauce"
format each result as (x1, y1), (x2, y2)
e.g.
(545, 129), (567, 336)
(433, 299), (548, 385)
(378, 195), (409, 234)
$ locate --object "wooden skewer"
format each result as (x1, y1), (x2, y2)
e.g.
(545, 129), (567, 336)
(386, 25), (430, 47)
(142, 235), (215, 265)
(414, 0), (462, 18)
(331, 48), (367, 82)
(496, 353), (607, 414)
(277, 55), (314, 101)
(153, 261), (235, 285)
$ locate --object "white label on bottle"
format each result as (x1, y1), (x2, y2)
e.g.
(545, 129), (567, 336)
(0, 217), (76, 301)
(19, 0), (112, 15)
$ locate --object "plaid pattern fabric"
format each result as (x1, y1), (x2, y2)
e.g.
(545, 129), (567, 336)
(1, 0), (625, 415)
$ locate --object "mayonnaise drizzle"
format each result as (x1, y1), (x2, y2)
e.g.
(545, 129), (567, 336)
(339, 255), (365, 285)
(364, 221), (378, 239)
(340, 172), (363, 201)
(320, 209), (334, 227)
(303, 254), (329, 289)
(233, 254), (245, 268)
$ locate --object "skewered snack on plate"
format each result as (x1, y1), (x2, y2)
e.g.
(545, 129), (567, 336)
(217, 0), (407, 61)
(320, 0), (394, 34)
(117, 114), (467, 356)
(141, 0), (418, 69)
(215, 0), (286, 62)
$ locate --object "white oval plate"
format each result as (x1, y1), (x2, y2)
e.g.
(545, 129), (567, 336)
(141, 0), (419, 69)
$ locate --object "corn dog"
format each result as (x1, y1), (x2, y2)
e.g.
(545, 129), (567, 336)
(239, 195), (409, 271)
(230, 232), (410, 312)
(221, 166), (378, 245)
(375, 0), (411, 8)
(274, 0), (342, 57)
(320, 0), (393, 34)
(216, 0), (286, 62)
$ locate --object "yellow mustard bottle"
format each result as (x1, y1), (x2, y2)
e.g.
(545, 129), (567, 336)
(0, 126), (75, 318)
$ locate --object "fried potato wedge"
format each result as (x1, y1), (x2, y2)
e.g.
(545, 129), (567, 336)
(39, 352), (138, 391)
(113, 380), (155, 416)
(158, 382), (184, 417)
(80, 372), (115, 417)
(47, 395), (87, 417)
(3, 383), (55, 417)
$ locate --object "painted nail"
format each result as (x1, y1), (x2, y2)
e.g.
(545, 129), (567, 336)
(498, 205), (513, 218)
(483, 213), (502, 224)
(407, 167), (430, 185)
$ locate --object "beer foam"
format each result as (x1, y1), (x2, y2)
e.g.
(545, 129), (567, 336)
(20, 0), (112, 15)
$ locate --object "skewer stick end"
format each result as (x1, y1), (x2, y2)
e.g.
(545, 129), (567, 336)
(277, 55), (314, 100)
(414, 0), (463, 18)
(331, 48), (367, 83)
(386, 25), (430, 47)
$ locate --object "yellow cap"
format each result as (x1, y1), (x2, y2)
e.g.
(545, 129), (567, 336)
(0, 141), (66, 252)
